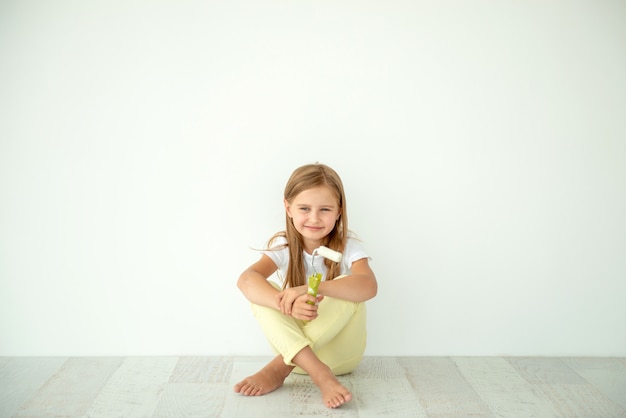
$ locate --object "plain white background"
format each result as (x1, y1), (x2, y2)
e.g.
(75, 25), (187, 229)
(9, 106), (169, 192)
(1, 1), (625, 357)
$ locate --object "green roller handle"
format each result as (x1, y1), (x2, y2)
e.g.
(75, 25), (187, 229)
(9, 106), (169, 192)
(306, 272), (322, 305)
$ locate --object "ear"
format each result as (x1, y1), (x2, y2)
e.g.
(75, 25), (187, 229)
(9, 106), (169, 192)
(284, 198), (292, 218)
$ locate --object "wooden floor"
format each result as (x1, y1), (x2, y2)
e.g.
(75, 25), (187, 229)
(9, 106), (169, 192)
(1, 356), (625, 417)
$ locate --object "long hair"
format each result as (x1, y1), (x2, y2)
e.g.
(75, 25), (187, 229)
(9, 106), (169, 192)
(268, 163), (348, 289)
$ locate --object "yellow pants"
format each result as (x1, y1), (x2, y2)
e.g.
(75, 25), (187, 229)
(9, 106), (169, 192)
(251, 284), (367, 376)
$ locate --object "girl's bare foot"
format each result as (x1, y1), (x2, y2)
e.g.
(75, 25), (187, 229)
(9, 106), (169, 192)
(310, 368), (353, 408)
(233, 356), (294, 396)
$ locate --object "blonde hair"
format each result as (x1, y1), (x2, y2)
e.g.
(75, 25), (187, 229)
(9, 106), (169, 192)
(268, 163), (348, 289)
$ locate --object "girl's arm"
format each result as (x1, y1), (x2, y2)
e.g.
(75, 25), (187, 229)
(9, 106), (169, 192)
(236, 254), (281, 309)
(241, 254), (323, 321)
(317, 258), (378, 302)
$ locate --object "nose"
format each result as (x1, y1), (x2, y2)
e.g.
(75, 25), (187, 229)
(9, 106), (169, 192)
(309, 210), (320, 222)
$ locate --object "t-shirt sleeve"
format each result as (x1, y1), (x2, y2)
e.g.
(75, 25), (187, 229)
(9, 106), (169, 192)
(341, 238), (370, 275)
(262, 236), (288, 286)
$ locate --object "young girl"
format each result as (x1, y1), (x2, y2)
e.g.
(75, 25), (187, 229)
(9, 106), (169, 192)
(233, 163), (378, 409)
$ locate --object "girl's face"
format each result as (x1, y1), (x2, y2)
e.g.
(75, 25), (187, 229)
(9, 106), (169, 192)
(285, 185), (341, 252)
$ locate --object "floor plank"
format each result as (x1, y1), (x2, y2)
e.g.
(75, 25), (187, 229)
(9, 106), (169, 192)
(1, 356), (625, 417)
(14, 357), (122, 417)
(350, 357), (427, 417)
(535, 382), (625, 417)
(0, 357), (67, 417)
(169, 356), (233, 383)
(508, 357), (626, 417)
(399, 356), (493, 417)
(153, 382), (230, 417)
(85, 356), (178, 417)
(453, 357), (560, 417)
(151, 356), (235, 416)
(563, 357), (626, 412)
(507, 357), (587, 384)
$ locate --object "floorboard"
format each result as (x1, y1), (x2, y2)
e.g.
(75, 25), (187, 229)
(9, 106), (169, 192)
(85, 357), (178, 417)
(0, 357), (67, 418)
(14, 357), (122, 417)
(452, 357), (561, 417)
(0, 356), (624, 417)
(562, 357), (626, 411)
(399, 356), (492, 417)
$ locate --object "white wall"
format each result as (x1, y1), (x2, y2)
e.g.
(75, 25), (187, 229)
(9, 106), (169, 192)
(1, 1), (625, 357)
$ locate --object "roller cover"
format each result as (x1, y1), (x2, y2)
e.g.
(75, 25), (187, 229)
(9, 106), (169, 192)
(315, 246), (342, 262)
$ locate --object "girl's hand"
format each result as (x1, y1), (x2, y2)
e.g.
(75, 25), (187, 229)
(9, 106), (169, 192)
(290, 294), (324, 321)
(276, 286), (324, 319)
(275, 286), (306, 316)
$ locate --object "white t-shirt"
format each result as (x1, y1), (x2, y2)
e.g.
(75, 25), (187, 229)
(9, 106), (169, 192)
(263, 236), (370, 288)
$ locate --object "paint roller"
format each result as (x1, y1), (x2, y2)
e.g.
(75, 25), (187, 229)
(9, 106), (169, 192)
(306, 246), (342, 305)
